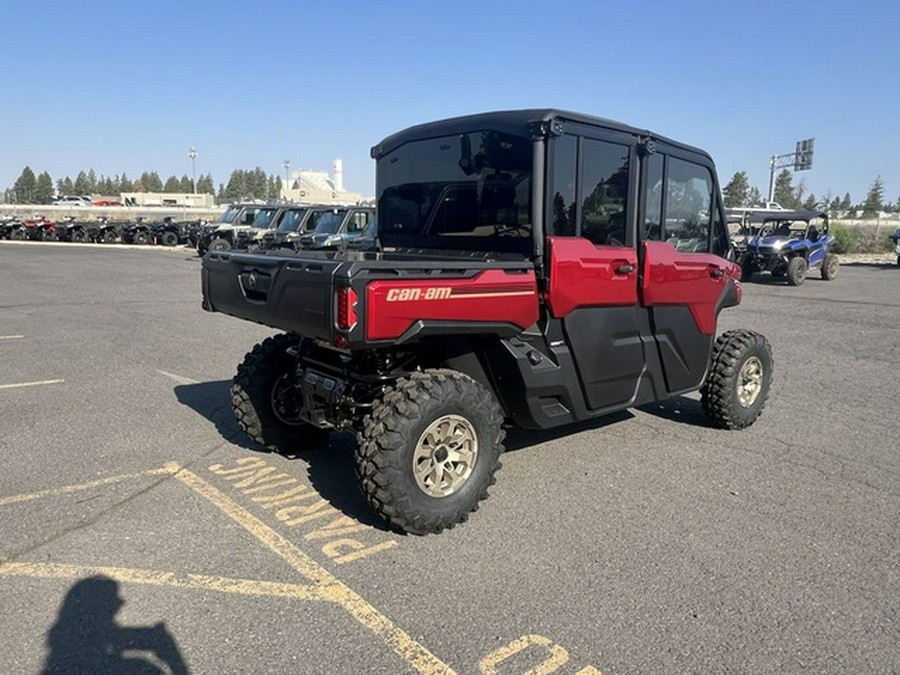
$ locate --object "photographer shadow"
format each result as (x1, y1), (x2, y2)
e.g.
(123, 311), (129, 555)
(42, 575), (188, 674)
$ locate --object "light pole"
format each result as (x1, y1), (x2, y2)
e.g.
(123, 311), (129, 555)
(283, 160), (291, 197)
(188, 147), (197, 194)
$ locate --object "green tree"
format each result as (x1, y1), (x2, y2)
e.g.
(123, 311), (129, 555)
(747, 186), (763, 207)
(73, 171), (91, 195)
(861, 176), (884, 218)
(120, 173), (135, 192)
(87, 169), (98, 193)
(57, 177), (74, 196)
(802, 193), (818, 210)
(179, 175), (193, 193)
(164, 175), (181, 192)
(245, 167), (268, 200)
(267, 175), (283, 201)
(197, 173), (215, 195)
(840, 193), (852, 211)
(13, 166), (37, 203)
(140, 171), (164, 192)
(35, 171), (54, 204)
(773, 170), (801, 209)
(224, 171), (248, 202)
(722, 171), (749, 208)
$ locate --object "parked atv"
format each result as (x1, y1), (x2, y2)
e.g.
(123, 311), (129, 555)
(0, 216), (22, 239)
(54, 216), (93, 243)
(149, 216), (192, 246)
(96, 218), (123, 243)
(122, 218), (152, 245)
(21, 216), (57, 241)
(202, 108), (774, 535)
(296, 206), (375, 250)
(740, 210), (838, 285)
(891, 229), (900, 266)
(196, 203), (266, 255)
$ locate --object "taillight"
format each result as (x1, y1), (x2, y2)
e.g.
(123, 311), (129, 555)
(336, 287), (358, 330)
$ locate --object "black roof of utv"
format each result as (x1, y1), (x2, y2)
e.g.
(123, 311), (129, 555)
(370, 109), (713, 162)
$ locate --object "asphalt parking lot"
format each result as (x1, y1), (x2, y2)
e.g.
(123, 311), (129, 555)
(1, 241), (898, 674)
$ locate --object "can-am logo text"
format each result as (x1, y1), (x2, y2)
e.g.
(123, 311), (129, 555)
(385, 287), (452, 302)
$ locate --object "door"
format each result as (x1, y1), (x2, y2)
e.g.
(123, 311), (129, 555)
(544, 133), (644, 411)
(639, 152), (734, 394)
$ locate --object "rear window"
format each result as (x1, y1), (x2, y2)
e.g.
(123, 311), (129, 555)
(377, 130), (533, 256)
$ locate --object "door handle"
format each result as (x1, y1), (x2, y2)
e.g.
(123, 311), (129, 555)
(614, 263), (635, 275)
(710, 267), (725, 279)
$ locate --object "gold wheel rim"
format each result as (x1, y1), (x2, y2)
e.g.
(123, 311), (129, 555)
(413, 415), (478, 498)
(737, 356), (763, 407)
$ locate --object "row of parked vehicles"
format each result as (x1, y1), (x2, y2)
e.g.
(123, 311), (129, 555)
(1, 202), (379, 255)
(194, 202), (376, 254)
(0, 214), (207, 246)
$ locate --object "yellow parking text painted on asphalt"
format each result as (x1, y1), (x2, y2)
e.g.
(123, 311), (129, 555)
(208, 456), (397, 564)
(479, 634), (602, 675)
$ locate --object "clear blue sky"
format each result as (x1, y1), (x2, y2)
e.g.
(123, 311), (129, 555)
(1, 0), (897, 205)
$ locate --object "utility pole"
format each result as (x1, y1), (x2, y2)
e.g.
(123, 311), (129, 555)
(188, 147), (197, 194)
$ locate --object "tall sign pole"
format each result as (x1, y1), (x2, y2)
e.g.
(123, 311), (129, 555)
(767, 138), (815, 203)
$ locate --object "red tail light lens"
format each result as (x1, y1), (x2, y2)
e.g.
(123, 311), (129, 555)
(337, 287), (358, 330)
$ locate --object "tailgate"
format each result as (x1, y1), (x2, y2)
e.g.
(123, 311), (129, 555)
(201, 251), (340, 339)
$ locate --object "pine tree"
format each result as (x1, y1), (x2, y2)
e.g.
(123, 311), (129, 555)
(13, 166), (37, 203)
(861, 176), (884, 218)
(35, 172), (54, 204)
(197, 174), (214, 195)
(773, 170), (799, 208)
(722, 171), (749, 208)
(747, 186), (763, 207)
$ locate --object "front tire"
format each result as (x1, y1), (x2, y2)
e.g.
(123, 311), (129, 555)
(231, 334), (329, 452)
(820, 252), (839, 280)
(786, 256), (807, 286)
(356, 369), (505, 535)
(132, 230), (150, 245)
(160, 231), (178, 246)
(209, 237), (232, 251)
(701, 329), (773, 430)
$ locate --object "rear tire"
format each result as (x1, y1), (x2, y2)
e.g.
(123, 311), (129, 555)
(133, 230), (150, 245)
(71, 228), (87, 243)
(786, 256), (807, 286)
(103, 229), (119, 243)
(231, 334), (330, 452)
(160, 231), (178, 246)
(356, 369), (505, 535)
(701, 329), (773, 430)
(820, 252), (839, 280)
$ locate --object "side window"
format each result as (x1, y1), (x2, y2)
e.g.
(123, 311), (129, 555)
(549, 135), (577, 236)
(642, 153), (664, 241)
(580, 139), (629, 246)
(348, 211), (370, 233)
(665, 158), (712, 252)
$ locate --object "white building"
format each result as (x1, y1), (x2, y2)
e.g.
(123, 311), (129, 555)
(283, 159), (367, 205)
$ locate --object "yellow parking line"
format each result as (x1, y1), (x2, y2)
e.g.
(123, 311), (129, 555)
(169, 464), (456, 675)
(0, 466), (176, 507)
(0, 562), (325, 601)
(0, 462), (454, 674)
(0, 379), (65, 390)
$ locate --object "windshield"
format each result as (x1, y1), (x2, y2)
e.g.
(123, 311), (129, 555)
(308, 210), (347, 235)
(376, 130), (533, 255)
(275, 208), (309, 233)
(218, 206), (241, 224)
(252, 208), (278, 229)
